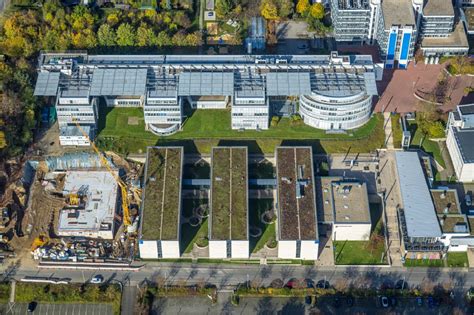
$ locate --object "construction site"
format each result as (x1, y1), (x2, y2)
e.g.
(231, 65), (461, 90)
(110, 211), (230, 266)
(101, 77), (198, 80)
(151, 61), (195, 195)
(0, 151), (142, 266)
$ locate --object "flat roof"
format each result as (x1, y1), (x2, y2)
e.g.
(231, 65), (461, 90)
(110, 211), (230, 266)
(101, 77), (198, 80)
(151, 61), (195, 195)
(58, 170), (117, 235)
(140, 147), (183, 240)
(423, 0), (454, 16)
(469, 217), (474, 235)
(276, 147), (318, 241)
(438, 214), (469, 234)
(34, 72), (60, 96)
(430, 189), (461, 214)
(458, 104), (474, 116)
(395, 152), (442, 238)
(266, 72), (311, 96)
(452, 127), (474, 163)
(90, 68), (147, 96)
(311, 72), (377, 97)
(382, 0), (416, 28)
(178, 72), (234, 96)
(59, 125), (91, 137)
(465, 8), (474, 32)
(331, 180), (371, 224)
(234, 74), (265, 99)
(421, 22), (469, 48)
(210, 147), (248, 240)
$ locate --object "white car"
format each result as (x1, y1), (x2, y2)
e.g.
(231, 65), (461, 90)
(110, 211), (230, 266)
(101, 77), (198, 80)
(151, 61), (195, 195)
(90, 275), (103, 284)
(381, 296), (389, 308)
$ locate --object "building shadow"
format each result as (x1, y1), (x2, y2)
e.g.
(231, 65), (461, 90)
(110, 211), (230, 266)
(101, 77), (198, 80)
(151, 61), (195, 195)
(217, 139), (264, 155)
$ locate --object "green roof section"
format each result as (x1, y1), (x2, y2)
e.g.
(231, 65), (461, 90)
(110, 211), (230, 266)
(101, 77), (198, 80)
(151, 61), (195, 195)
(210, 147), (248, 240)
(140, 146), (183, 240)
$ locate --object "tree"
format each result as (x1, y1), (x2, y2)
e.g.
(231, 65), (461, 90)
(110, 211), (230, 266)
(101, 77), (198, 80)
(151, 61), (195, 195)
(136, 24), (155, 47)
(215, 0), (234, 17)
(97, 24), (116, 47)
(261, 0), (279, 20)
(116, 23), (136, 46)
(276, 0), (294, 18)
(296, 0), (310, 15)
(428, 121), (445, 138)
(309, 3), (324, 19)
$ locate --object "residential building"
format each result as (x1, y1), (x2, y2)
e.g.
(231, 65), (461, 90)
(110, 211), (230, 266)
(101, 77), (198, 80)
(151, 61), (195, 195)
(209, 147), (249, 259)
(138, 147), (183, 259)
(330, 0), (381, 44)
(276, 147), (319, 260)
(419, 0), (469, 62)
(456, 0), (474, 7)
(319, 177), (372, 241)
(446, 104), (474, 182)
(58, 170), (118, 239)
(375, 0), (417, 68)
(34, 52), (381, 145)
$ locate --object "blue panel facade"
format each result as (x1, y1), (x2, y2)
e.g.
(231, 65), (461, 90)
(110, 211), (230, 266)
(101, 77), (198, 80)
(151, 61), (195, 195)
(386, 31), (397, 61)
(399, 32), (411, 62)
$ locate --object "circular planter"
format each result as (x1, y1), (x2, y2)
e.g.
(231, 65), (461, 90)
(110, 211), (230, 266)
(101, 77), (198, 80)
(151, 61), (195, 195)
(194, 238), (209, 249)
(249, 226), (262, 238)
(195, 205), (209, 219)
(261, 210), (275, 225)
(188, 216), (202, 227)
(265, 238), (278, 249)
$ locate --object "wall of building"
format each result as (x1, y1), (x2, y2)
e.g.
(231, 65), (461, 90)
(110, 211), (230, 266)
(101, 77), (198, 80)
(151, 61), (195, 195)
(300, 240), (319, 260)
(299, 94), (372, 130)
(105, 97), (142, 107)
(333, 223), (371, 241)
(209, 240), (227, 258)
(447, 127), (474, 182)
(161, 240), (181, 258)
(138, 240), (158, 259)
(231, 104), (269, 130)
(56, 99), (97, 126)
(231, 240), (249, 258)
(277, 241), (297, 259)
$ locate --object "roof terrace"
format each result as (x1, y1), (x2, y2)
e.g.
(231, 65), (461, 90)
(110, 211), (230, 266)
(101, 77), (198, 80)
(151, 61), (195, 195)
(140, 147), (183, 240)
(210, 147), (248, 240)
(276, 147), (318, 241)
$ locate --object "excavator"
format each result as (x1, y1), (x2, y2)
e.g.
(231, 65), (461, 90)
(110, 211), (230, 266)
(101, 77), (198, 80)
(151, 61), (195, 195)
(72, 120), (133, 229)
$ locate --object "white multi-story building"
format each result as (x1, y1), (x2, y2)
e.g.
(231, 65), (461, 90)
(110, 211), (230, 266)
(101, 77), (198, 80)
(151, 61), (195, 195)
(446, 104), (474, 182)
(34, 52), (381, 144)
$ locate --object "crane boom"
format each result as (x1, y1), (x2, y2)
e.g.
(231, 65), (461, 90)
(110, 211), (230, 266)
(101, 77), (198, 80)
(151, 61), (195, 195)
(72, 121), (132, 226)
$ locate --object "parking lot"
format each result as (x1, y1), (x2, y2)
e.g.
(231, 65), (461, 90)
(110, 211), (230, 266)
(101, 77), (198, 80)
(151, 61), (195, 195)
(0, 303), (113, 315)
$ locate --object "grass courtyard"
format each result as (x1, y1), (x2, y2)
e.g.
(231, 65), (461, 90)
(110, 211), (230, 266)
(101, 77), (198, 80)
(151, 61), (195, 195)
(407, 121), (445, 168)
(334, 204), (388, 265)
(96, 107), (385, 155)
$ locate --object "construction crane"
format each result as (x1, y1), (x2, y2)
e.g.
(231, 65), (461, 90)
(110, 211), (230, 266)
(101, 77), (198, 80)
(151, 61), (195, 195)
(72, 120), (132, 227)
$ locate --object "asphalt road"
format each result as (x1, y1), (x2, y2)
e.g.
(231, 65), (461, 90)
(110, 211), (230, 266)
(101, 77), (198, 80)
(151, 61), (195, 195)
(2, 263), (473, 291)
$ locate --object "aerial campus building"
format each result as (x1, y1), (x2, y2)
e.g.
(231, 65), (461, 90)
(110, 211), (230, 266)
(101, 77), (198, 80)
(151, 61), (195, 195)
(138, 147), (183, 259)
(446, 104), (474, 182)
(33, 52), (381, 145)
(275, 147), (319, 260)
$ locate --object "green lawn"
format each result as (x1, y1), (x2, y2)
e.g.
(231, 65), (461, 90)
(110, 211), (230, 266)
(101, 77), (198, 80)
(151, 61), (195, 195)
(180, 199), (209, 254)
(408, 122), (446, 168)
(0, 282), (9, 303)
(96, 107), (385, 155)
(404, 259), (444, 267)
(391, 114), (402, 149)
(334, 204), (387, 265)
(249, 199), (277, 253)
(447, 252), (469, 267)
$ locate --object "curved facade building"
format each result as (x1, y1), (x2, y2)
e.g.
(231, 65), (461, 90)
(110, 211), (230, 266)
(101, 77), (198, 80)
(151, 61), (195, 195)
(299, 73), (376, 130)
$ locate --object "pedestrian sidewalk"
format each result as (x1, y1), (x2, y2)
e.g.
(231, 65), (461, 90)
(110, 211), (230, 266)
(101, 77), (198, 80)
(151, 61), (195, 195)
(383, 112), (394, 150)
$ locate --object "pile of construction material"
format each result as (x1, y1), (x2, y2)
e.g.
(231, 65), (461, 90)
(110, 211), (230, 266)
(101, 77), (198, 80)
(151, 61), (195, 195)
(32, 238), (115, 262)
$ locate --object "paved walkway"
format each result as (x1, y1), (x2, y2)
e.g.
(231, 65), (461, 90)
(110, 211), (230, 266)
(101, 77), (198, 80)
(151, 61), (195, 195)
(377, 152), (403, 267)
(467, 249), (474, 268)
(383, 112), (394, 150)
(121, 285), (137, 315)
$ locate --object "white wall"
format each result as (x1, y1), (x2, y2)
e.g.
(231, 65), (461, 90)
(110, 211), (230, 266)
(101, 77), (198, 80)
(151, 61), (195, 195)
(59, 136), (91, 146)
(196, 100), (227, 109)
(300, 241), (319, 260)
(161, 240), (181, 259)
(139, 240), (158, 259)
(209, 240), (227, 258)
(278, 241), (297, 259)
(333, 223), (371, 241)
(448, 244), (468, 252)
(231, 240), (249, 259)
(447, 127), (474, 182)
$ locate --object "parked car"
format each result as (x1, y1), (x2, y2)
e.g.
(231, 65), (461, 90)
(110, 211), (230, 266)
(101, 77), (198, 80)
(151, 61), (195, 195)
(316, 280), (330, 289)
(427, 296), (434, 308)
(305, 279), (314, 288)
(346, 295), (354, 307)
(416, 297), (423, 307)
(466, 195), (472, 207)
(90, 275), (104, 284)
(27, 301), (37, 312)
(381, 296), (389, 308)
(284, 278), (298, 289)
(395, 279), (408, 290)
(305, 296), (312, 305)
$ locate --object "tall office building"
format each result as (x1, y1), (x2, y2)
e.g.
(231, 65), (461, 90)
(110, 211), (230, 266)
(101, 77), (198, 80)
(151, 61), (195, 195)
(330, 0), (381, 44)
(375, 0), (417, 68)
